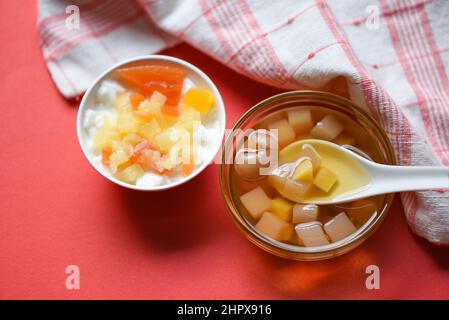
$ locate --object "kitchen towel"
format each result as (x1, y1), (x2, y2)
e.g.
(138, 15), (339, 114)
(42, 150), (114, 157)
(37, 0), (449, 244)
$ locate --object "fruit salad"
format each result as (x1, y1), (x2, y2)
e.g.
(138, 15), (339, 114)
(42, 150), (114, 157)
(231, 107), (384, 247)
(83, 63), (220, 187)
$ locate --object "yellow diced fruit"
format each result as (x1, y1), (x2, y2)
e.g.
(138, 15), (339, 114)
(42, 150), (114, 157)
(138, 119), (161, 142)
(268, 119), (296, 148)
(116, 163), (144, 184)
(155, 128), (189, 152)
(122, 133), (141, 145)
(183, 89), (214, 114)
(313, 167), (338, 193)
(255, 212), (294, 242)
(271, 197), (293, 222)
(323, 212), (356, 242)
(300, 144), (321, 171)
(295, 222), (330, 247)
(239, 187), (272, 220)
(310, 114), (344, 140)
(287, 109), (313, 134)
(114, 92), (131, 111)
(292, 204), (319, 224)
(93, 127), (120, 150)
(116, 112), (140, 133)
(333, 133), (356, 145)
(292, 159), (313, 182)
(109, 148), (131, 173)
(149, 90), (167, 107)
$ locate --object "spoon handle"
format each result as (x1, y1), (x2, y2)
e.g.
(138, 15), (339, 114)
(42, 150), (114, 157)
(371, 164), (449, 193)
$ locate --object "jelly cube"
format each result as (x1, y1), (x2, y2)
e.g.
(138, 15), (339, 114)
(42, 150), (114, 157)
(333, 133), (356, 145)
(287, 109), (313, 134)
(268, 119), (296, 148)
(310, 114), (344, 140)
(240, 187), (272, 220)
(267, 174), (287, 192)
(247, 129), (277, 150)
(116, 163), (144, 184)
(280, 179), (312, 203)
(323, 212), (357, 242)
(292, 159), (313, 182)
(292, 204), (319, 224)
(295, 222), (330, 247)
(313, 167), (337, 192)
(234, 148), (265, 180)
(183, 88), (214, 114)
(256, 212), (294, 242)
(271, 197), (293, 221)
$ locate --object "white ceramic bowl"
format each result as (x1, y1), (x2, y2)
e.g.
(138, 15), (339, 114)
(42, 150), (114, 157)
(77, 55), (226, 191)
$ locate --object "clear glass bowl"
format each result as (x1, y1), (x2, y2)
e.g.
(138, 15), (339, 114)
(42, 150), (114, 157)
(219, 91), (396, 261)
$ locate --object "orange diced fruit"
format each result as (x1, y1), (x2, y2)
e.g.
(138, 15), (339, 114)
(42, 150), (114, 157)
(313, 167), (337, 192)
(270, 197), (293, 222)
(240, 187), (272, 220)
(287, 109), (313, 134)
(129, 92), (145, 109)
(101, 147), (112, 166)
(183, 89), (214, 114)
(295, 221), (330, 247)
(323, 212), (356, 242)
(161, 104), (180, 117)
(255, 212), (294, 242)
(182, 163), (195, 176)
(268, 119), (296, 148)
(310, 114), (344, 140)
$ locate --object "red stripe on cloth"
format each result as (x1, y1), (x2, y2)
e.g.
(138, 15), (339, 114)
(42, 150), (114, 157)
(177, 1), (224, 38)
(41, 0), (135, 57)
(44, 7), (144, 61)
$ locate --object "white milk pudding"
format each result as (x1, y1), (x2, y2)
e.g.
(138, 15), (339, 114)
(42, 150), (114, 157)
(81, 63), (221, 188)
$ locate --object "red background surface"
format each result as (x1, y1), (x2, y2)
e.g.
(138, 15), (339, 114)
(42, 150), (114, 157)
(1, 2), (448, 300)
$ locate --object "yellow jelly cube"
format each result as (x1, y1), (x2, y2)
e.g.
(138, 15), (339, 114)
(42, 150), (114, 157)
(313, 167), (338, 193)
(292, 159), (313, 182)
(183, 89), (214, 114)
(240, 187), (272, 220)
(267, 119), (296, 148)
(255, 212), (294, 242)
(116, 163), (144, 184)
(287, 109), (313, 134)
(271, 197), (293, 222)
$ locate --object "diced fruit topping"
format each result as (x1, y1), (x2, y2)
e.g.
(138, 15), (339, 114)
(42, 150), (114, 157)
(287, 109), (313, 134)
(323, 212), (356, 242)
(271, 197), (293, 222)
(91, 64), (218, 185)
(240, 187), (273, 220)
(268, 119), (296, 148)
(183, 88), (214, 114)
(256, 212), (294, 242)
(292, 204), (319, 224)
(313, 167), (338, 192)
(295, 222), (330, 247)
(310, 114), (344, 140)
(292, 159), (313, 182)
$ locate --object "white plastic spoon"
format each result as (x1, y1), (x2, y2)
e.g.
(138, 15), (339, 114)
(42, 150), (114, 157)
(289, 139), (449, 204)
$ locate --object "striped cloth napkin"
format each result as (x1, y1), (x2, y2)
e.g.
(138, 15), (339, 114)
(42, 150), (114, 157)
(38, 0), (449, 245)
